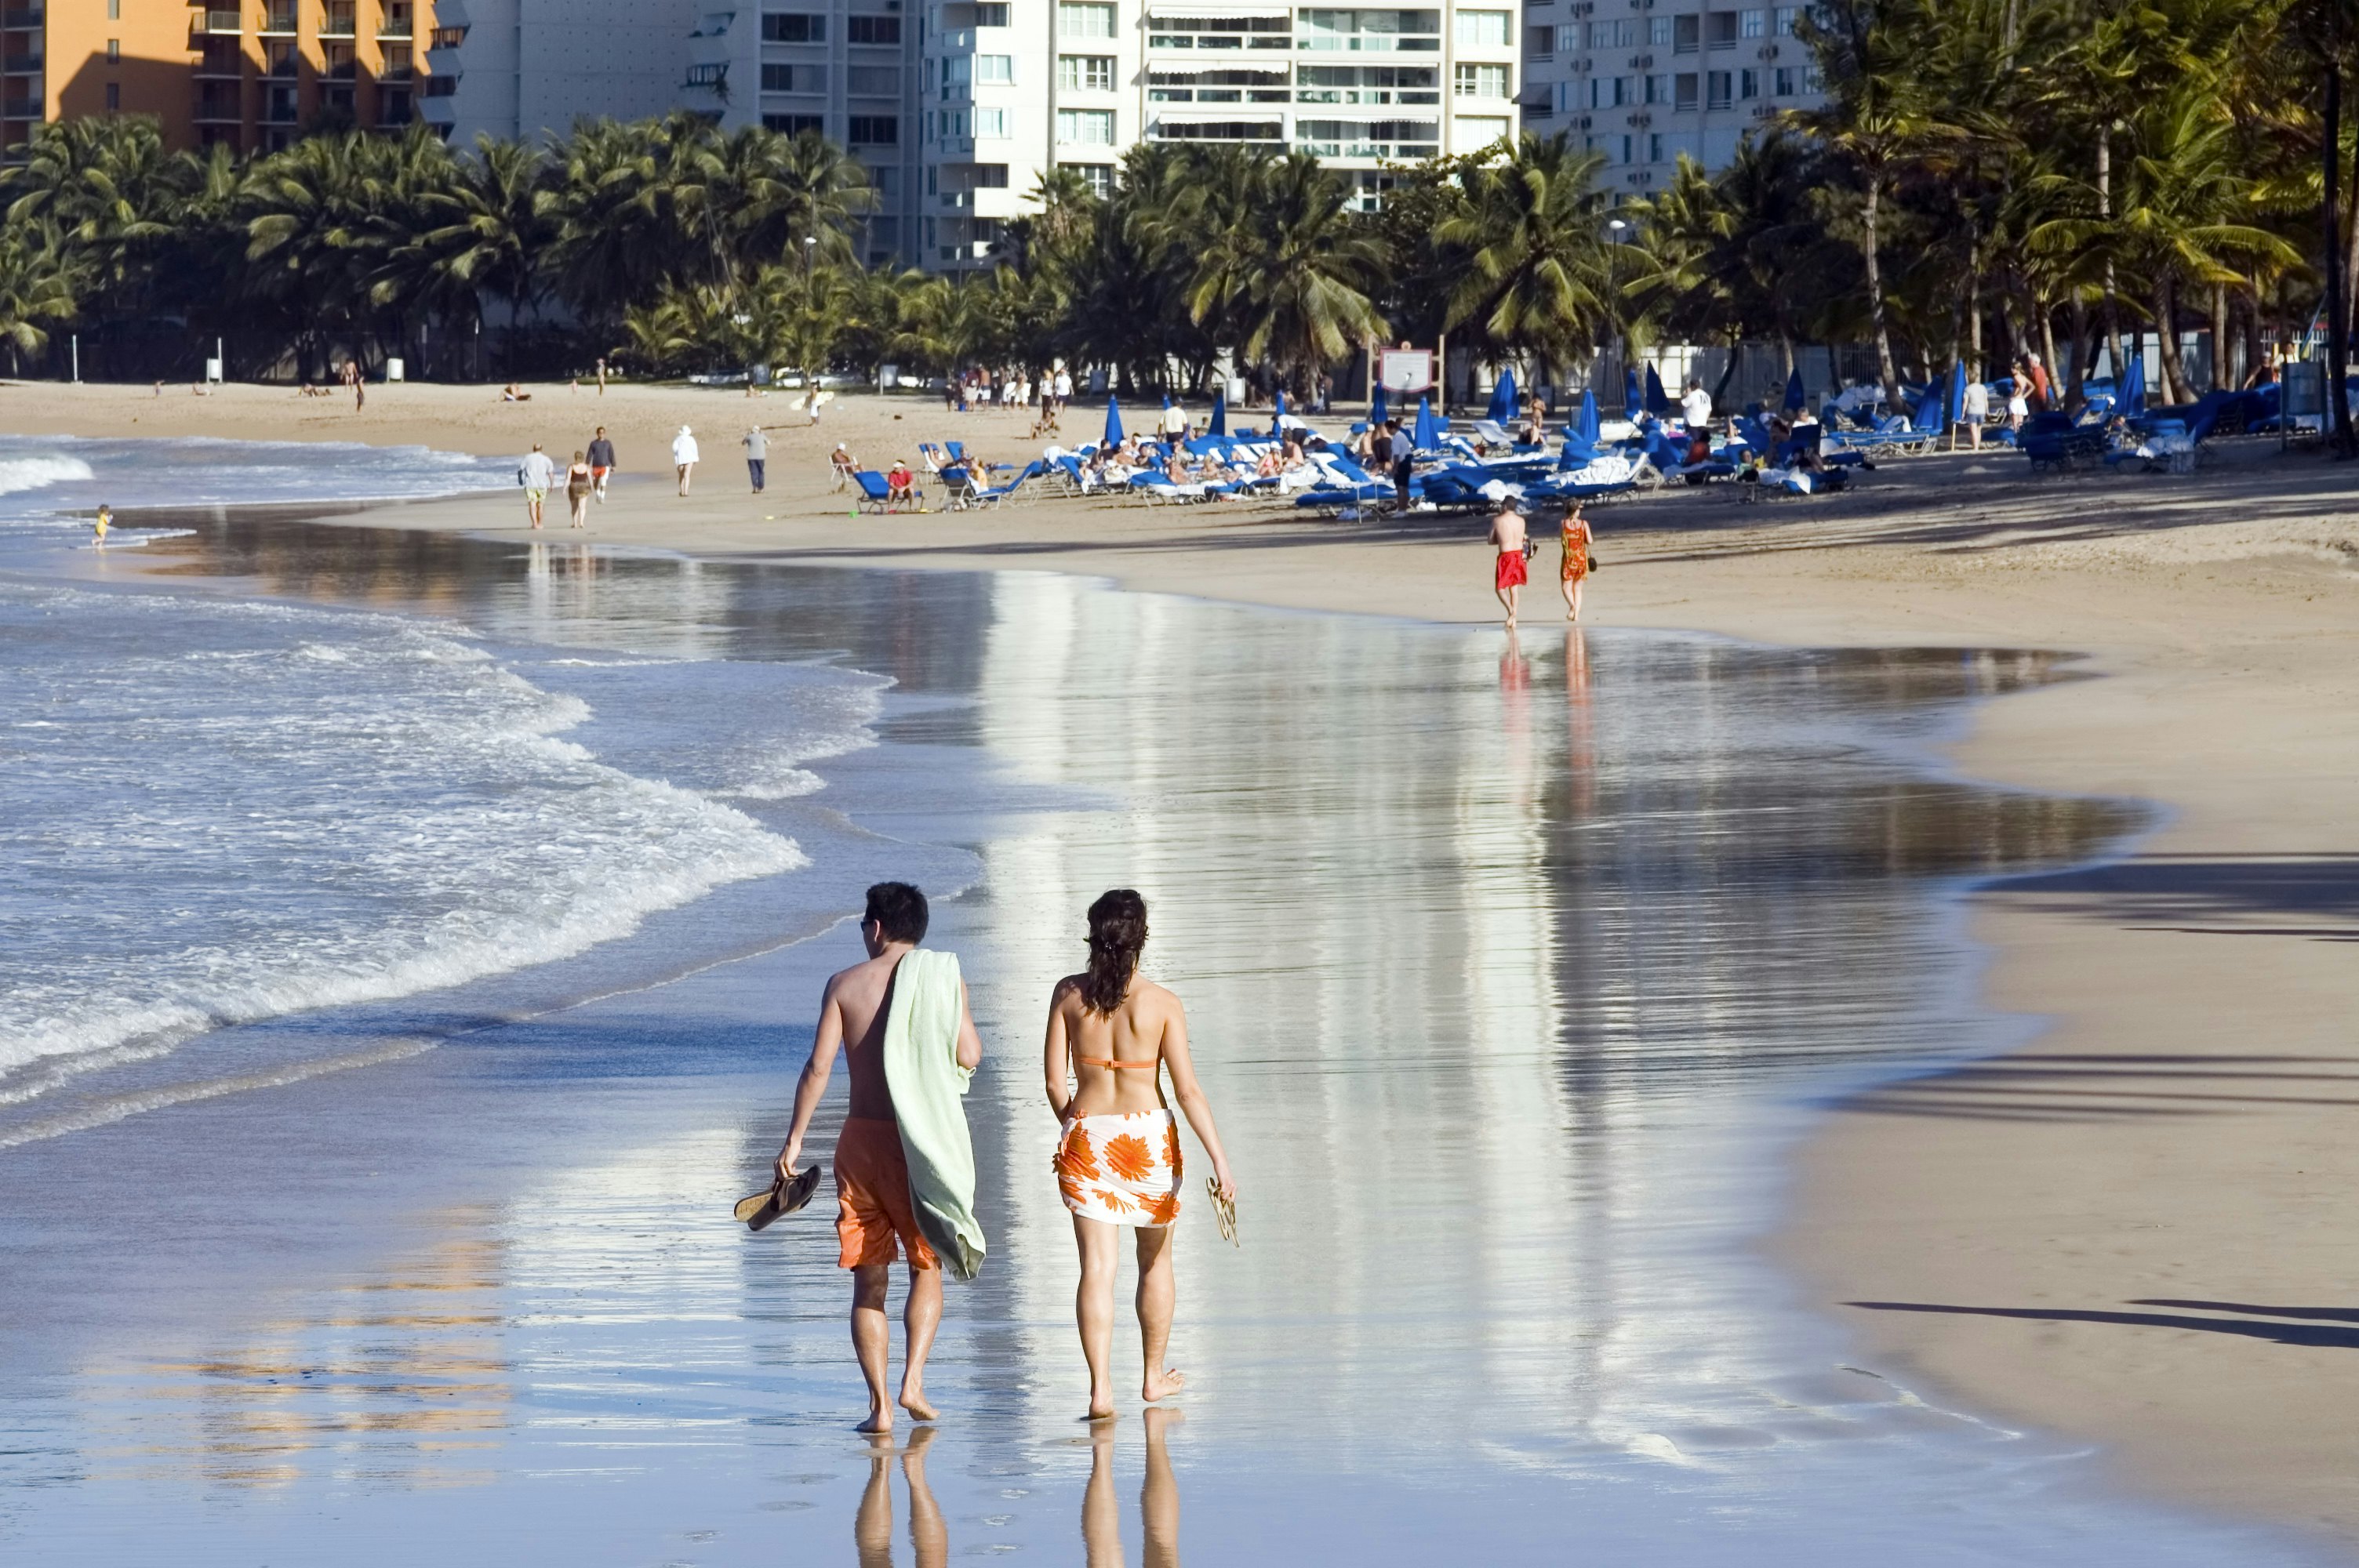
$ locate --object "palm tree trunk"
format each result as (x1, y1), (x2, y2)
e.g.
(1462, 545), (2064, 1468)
(2208, 282), (2230, 392)
(2036, 296), (2060, 407)
(2154, 278), (2193, 404)
(2096, 125), (2127, 380)
(2327, 59), (2354, 453)
(1863, 174), (1903, 408)
(2065, 292), (2090, 411)
(2245, 275), (2266, 385)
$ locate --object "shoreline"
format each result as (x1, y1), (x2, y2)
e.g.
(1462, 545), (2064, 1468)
(13, 384), (2359, 1547)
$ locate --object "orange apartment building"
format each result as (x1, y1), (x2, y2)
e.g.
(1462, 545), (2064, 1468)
(1, 0), (434, 155)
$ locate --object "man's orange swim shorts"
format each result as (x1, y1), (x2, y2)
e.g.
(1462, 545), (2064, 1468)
(834, 1116), (937, 1270)
(1495, 550), (1529, 591)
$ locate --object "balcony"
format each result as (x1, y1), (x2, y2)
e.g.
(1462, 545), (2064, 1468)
(256, 8), (296, 34)
(193, 9), (242, 34)
(1, 9), (41, 28)
(376, 21), (409, 38)
(192, 90), (241, 120)
(3, 52), (39, 71)
(319, 7), (355, 35)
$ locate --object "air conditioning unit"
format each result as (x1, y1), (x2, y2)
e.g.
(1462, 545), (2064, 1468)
(1573, 113), (1592, 128)
(1626, 111), (1649, 125)
(1631, 51), (1651, 66)
(1758, 42), (1778, 56)
(1572, 55), (1591, 71)
(1750, 102), (1777, 117)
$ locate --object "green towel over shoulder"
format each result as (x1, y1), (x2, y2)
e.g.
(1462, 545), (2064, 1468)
(882, 948), (985, 1281)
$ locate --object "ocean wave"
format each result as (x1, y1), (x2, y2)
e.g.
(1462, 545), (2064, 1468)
(0, 455), (95, 495)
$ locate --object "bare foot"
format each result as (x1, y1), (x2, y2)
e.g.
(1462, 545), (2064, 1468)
(1142, 1367), (1187, 1403)
(900, 1388), (939, 1422)
(857, 1405), (893, 1435)
(1082, 1397), (1116, 1421)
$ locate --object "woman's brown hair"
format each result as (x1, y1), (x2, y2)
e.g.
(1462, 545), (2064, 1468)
(1079, 889), (1147, 1014)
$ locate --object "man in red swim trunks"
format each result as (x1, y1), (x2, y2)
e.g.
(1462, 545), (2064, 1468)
(774, 882), (985, 1433)
(1487, 497), (1529, 629)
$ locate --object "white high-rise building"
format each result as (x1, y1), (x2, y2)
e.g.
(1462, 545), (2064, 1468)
(919, 0), (1523, 269)
(1516, 0), (1821, 193)
(423, 0), (704, 142)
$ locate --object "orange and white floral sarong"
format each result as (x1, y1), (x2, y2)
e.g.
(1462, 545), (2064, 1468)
(1056, 1109), (1183, 1228)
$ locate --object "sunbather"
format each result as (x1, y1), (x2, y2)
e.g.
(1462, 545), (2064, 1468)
(886, 461), (918, 506)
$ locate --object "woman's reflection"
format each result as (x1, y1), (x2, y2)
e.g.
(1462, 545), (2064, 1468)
(855, 1425), (946, 1568)
(1083, 1407), (1182, 1568)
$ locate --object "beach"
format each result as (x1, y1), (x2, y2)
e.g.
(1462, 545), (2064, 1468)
(3, 381), (2357, 1555)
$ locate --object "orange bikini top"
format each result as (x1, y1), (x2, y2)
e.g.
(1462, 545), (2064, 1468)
(1077, 1055), (1158, 1070)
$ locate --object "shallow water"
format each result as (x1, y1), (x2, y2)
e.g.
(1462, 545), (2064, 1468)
(0, 456), (2334, 1563)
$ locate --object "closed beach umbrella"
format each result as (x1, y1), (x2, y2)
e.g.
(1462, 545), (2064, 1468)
(1946, 361), (1966, 428)
(1103, 394), (1123, 448)
(1783, 366), (1805, 412)
(1645, 365), (1670, 416)
(1209, 388), (1227, 436)
(1272, 387), (1287, 436)
(1623, 366), (1644, 419)
(1412, 394), (1445, 452)
(1486, 366), (1518, 424)
(1370, 381), (1389, 429)
(2120, 353), (2145, 416)
(1576, 387), (1600, 445)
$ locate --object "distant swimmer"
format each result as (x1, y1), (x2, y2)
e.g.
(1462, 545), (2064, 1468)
(772, 883), (987, 1433)
(92, 504), (111, 544)
(1044, 890), (1236, 1421)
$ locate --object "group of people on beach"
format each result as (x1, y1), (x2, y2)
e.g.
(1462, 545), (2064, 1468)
(1487, 497), (1594, 630)
(769, 883), (1235, 1432)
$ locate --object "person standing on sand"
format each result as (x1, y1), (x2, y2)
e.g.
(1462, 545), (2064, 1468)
(587, 426), (616, 502)
(1559, 502), (1592, 622)
(518, 442), (557, 529)
(565, 450), (594, 528)
(1488, 497), (1528, 628)
(775, 882), (986, 1434)
(1961, 378), (1990, 450)
(1044, 889), (1236, 1422)
(672, 425), (699, 495)
(743, 424), (769, 493)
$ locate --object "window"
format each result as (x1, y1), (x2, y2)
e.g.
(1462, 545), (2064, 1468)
(974, 53), (1013, 81)
(1772, 64), (1794, 93)
(1062, 161), (1114, 195)
(849, 114), (899, 143)
(1588, 17), (1632, 45)
(847, 64), (898, 93)
(1056, 107), (1115, 142)
(1673, 14), (1698, 51)
(1648, 15), (1671, 44)
(972, 2), (1008, 20)
(765, 112), (825, 132)
(1454, 62), (1507, 97)
(1772, 5), (1797, 32)
(974, 106), (1009, 136)
(1453, 114), (1508, 145)
(106, 0), (117, 15)
(762, 12), (825, 41)
(1059, 53), (1114, 89)
(1707, 68), (1730, 106)
(1454, 9), (1507, 45)
(1707, 11), (1736, 48)
(1058, 1), (1114, 37)
(1801, 64), (1821, 90)
(762, 63), (825, 91)
(685, 63), (728, 86)
(1535, 26), (1561, 56)
(1740, 7), (1765, 34)
(1590, 73), (1630, 107)
(1673, 71), (1696, 107)
(941, 55), (969, 89)
(1645, 72), (1667, 102)
(104, 81), (119, 109)
(967, 163), (1009, 186)
(1648, 130), (1663, 160)
(1739, 66), (1757, 97)
(106, 37), (119, 60)
(430, 24), (464, 45)
(847, 14), (900, 42)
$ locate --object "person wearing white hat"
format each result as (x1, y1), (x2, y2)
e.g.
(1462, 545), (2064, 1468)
(671, 425), (700, 495)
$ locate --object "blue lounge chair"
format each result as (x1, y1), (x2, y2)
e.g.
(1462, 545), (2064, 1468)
(852, 470), (920, 514)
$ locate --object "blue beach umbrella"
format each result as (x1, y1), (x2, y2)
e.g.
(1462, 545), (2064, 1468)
(2120, 353), (2145, 417)
(1946, 361), (1966, 429)
(1369, 382), (1390, 429)
(1623, 366), (1643, 420)
(1576, 387), (1600, 445)
(1209, 388), (1227, 436)
(1645, 364), (1671, 417)
(1783, 366), (1806, 412)
(1103, 394), (1123, 448)
(1272, 387), (1287, 436)
(1412, 394), (1445, 452)
(1486, 366), (1518, 424)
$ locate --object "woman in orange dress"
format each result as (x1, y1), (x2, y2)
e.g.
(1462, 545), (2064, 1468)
(1560, 503), (1594, 622)
(1044, 889), (1238, 1420)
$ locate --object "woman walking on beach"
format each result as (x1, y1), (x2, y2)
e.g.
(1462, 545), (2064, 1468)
(1560, 503), (1593, 622)
(1044, 890), (1236, 1421)
(565, 450), (594, 528)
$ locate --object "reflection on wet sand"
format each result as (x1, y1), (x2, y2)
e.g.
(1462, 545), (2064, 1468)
(857, 1427), (947, 1568)
(1084, 1409), (1183, 1568)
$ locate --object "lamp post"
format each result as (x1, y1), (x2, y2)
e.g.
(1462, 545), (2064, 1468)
(1607, 217), (1633, 399)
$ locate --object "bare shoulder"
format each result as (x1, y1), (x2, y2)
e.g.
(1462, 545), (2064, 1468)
(1132, 979), (1185, 1019)
(1049, 974), (1086, 1011)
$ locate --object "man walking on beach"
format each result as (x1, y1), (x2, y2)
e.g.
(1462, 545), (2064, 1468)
(672, 426), (699, 495)
(1487, 497), (1528, 629)
(743, 425), (769, 493)
(587, 426), (616, 502)
(519, 441), (557, 530)
(775, 883), (986, 1433)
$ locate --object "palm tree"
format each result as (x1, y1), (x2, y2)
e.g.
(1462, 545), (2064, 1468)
(0, 228), (78, 374)
(1182, 153), (1387, 397)
(1437, 132), (1615, 384)
(410, 134), (549, 375)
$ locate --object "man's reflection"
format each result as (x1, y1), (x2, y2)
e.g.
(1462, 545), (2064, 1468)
(856, 1425), (945, 1568)
(1083, 1407), (1182, 1568)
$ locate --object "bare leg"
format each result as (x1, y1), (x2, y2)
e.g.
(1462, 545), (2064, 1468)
(1142, 1406), (1183, 1568)
(851, 1264), (893, 1432)
(1081, 1423), (1124, 1568)
(1571, 577), (1584, 622)
(1136, 1225), (1183, 1401)
(1561, 574), (1576, 619)
(1495, 583), (1513, 624)
(900, 1262), (942, 1420)
(1505, 583), (1520, 630)
(855, 1435), (896, 1568)
(903, 1425), (947, 1568)
(1073, 1214), (1118, 1419)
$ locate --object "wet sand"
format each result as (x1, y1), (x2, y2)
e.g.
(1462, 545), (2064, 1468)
(12, 381), (2359, 1545)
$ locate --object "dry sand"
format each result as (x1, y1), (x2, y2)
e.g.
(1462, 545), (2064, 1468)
(16, 378), (2359, 1544)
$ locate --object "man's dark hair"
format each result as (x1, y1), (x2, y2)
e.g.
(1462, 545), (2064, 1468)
(865, 882), (929, 944)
